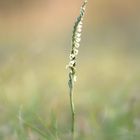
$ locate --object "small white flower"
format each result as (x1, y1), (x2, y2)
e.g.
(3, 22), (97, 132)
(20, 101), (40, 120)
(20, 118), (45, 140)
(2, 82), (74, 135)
(69, 60), (75, 67)
(75, 42), (80, 48)
(73, 48), (78, 55)
(75, 32), (81, 38)
(79, 21), (83, 25)
(77, 28), (82, 33)
(77, 24), (82, 29)
(81, 7), (86, 12)
(69, 54), (75, 60)
(75, 37), (81, 43)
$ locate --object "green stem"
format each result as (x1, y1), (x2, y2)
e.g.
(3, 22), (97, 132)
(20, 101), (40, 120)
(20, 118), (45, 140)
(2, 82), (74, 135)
(69, 74), (75, 140)
(70, 87), (75, 139)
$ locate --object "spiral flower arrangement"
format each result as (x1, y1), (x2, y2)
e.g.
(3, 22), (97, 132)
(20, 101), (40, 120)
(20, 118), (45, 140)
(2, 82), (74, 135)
(67, 0), (88, 82)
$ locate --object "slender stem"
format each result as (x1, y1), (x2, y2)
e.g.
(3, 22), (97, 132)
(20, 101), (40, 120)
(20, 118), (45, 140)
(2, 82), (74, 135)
(69, 74), (75, 140)
(70, 86), (75, 139)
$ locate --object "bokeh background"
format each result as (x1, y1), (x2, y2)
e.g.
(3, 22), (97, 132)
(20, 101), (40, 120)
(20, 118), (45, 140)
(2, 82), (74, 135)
(0, 0), (140, 139)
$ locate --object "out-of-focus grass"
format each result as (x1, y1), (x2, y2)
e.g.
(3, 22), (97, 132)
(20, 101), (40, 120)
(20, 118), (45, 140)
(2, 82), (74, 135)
(0, 34), (140, 139)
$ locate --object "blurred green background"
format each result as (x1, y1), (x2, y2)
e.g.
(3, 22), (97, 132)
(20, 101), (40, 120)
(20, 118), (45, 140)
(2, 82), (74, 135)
(0, 0), (140, 139)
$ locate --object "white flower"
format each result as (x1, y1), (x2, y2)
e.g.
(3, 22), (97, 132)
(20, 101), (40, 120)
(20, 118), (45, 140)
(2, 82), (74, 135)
(75, 42), (80, 48)
(69, 60), (75, 67)
(79, 21), (83, 25)
(75, 32), (81, 38)
(77, 24), (82, 29)
(75, 37), (81, 43)
(73, 48), (78, 55)
(77, 28), (82, 33)
(69, 54), (75, 60)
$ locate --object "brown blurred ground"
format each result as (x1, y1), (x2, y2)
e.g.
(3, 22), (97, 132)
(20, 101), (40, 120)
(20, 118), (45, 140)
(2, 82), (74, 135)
(0, 0), (140, 34)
